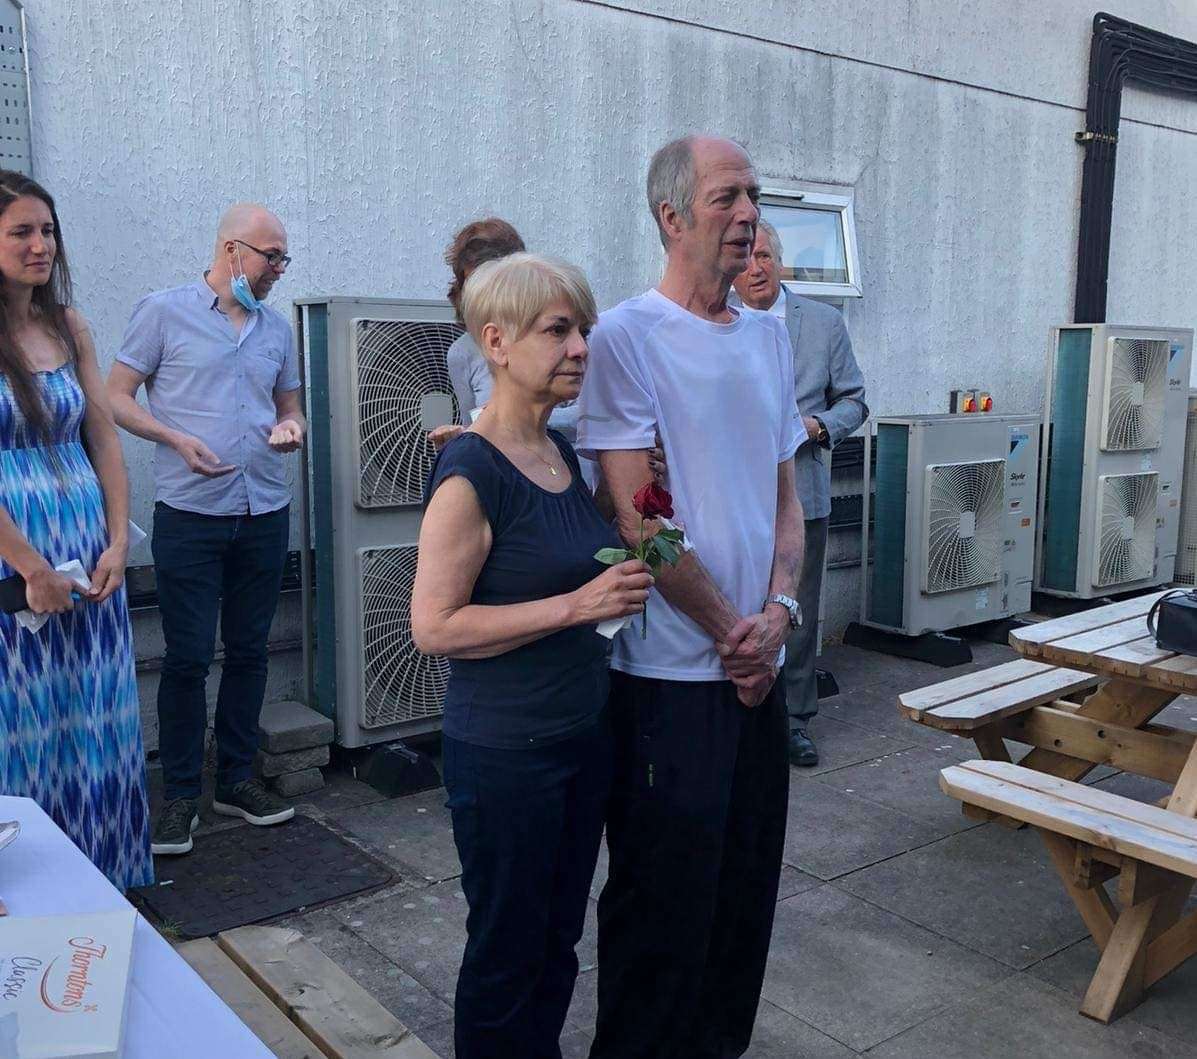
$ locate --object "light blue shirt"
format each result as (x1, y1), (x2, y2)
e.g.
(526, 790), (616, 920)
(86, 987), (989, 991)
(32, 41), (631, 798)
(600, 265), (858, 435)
(116, 276), (301, 516)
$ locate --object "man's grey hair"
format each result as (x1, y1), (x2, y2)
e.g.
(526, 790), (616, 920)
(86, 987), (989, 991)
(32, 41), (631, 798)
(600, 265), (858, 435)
(757, 217), (784, 264)
(646, 136), (698, 249)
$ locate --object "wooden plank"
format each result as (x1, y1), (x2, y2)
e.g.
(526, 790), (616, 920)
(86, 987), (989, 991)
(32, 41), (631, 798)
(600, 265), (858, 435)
(1080, 894), (1155, 1022)
(938, 761), (1197, 878)
(914, 669), (1100, 731)
(1144, 908), (1197, 987)
(1143, 653), (1197, 694)
(218, 927), (439, 1059)
(1072, 844), (1119, 891)
(1099, 637), (1178, 678)
(1040, 831), (1116, 949)
(898, 659), (1056, 716)
(1167, 745), (1197, 818)
(1039, 618), (1152, 667)
(1002, 706), (1195, 784)
(177, 938), (321, 1059)
(1017, 682), (1174, 782)
(1011, 592), (1169, 653)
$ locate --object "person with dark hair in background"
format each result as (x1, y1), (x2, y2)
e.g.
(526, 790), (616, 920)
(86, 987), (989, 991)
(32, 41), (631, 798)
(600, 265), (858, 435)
(0, 170), (152, 892)
(444, 217), (526, 423)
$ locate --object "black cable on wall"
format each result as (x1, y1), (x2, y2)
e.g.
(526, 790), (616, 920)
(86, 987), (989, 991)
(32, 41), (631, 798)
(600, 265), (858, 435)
(1075, 12), (1197, 323)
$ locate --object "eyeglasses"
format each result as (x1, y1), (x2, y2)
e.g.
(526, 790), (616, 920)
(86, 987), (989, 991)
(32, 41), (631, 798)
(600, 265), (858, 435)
(234, 239), (292, 269)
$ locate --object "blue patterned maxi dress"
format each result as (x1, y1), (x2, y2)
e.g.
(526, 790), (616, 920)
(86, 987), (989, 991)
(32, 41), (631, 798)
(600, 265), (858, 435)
(0, 362), (152, 891)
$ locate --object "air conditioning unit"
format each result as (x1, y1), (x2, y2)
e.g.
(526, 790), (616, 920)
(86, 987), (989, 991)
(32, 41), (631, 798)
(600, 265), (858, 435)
(295, 298), (461, 748)
(1175, 391), (1197, 587)
(860, 414), (1040, 636)
(1037, 325), (1193, 599)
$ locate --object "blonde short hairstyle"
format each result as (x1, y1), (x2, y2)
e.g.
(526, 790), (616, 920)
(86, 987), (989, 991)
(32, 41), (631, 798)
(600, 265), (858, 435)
(461, 252), (598, 346)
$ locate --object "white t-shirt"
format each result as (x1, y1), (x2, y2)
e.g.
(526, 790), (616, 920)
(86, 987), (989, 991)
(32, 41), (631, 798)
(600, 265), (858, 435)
(577, 288), (803, 681)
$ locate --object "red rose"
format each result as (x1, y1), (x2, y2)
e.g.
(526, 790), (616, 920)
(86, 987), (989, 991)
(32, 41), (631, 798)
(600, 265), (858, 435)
(633, 482), (674, 520)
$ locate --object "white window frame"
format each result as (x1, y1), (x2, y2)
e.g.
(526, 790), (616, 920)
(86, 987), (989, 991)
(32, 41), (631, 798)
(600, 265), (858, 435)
(759, 184), (862, 299)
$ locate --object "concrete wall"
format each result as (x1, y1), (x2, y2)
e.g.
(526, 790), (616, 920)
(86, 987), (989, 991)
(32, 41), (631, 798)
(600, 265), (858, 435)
(20, 0), (1197, 692)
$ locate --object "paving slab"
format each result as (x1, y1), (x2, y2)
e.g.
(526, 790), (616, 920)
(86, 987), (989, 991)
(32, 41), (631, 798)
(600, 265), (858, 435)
(817, 641), (952, 696)
(330, 787), (461, 883)
(258, 699), (334, 753)
(813, 743), (981, 835)
(818, 683), (971, 751)
(277, 907), (452, 1033)
(291, 769), (389, 815)
(1028, 937), (1197, 1044)
(334, 880), (599, 1005)
(257, 743), (329, 777)
(272, 766), (325, 796)
(747, 999), (857, 1058)
(799, 714), (918, 776)
(837, 822), (1089, 969)
(867, 971), (1181, 1058)
(1092, 770), (1175, 804)
(776, 865), (823, 901)
(784, 775), (942, 880)
(762, 885), (1008, 1051)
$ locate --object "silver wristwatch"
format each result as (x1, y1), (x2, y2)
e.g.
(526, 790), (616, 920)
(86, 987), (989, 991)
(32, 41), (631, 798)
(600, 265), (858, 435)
(765, 593), (802, 629)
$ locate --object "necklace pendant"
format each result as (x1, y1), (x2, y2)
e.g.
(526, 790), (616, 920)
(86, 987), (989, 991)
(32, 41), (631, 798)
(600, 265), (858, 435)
(550, 466), (558, 476)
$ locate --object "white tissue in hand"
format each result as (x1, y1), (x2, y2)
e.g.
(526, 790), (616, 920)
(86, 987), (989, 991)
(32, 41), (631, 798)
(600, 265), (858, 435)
(15, 559), (92, 633)
(596, 615), (634, 640)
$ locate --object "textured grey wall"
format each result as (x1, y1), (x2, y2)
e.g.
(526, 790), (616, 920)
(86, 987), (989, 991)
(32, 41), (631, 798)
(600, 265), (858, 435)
(21, 0), (1197, 642)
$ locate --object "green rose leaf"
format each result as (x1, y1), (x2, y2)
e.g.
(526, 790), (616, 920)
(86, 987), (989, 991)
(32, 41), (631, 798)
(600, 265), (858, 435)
(657, 527), (685, 544)
(594, 547), (632, 566)
(651, 536), (680, 567)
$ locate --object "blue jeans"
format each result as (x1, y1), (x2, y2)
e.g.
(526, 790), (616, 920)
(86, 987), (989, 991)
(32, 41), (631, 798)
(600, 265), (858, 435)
(444, 716), (612, 1059)
(152, 502), (289, 801)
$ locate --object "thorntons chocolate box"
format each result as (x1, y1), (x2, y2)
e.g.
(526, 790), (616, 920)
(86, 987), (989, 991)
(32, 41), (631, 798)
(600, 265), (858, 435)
(0, 909), (135, 1058)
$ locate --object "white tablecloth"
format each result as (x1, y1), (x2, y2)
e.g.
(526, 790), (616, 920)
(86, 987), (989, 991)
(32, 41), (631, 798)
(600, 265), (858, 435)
(0, 795), (271, 1058)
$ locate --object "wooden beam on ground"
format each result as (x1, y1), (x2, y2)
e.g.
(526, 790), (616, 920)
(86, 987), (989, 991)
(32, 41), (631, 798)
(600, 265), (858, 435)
(178, 938), (321, 1059)
(1002, 706), (1195, 784)
(218, 926), (439, 1059)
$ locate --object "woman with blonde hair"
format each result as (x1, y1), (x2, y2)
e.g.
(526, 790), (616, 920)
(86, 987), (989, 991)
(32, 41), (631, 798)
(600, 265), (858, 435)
(412, 253), (650, 1058)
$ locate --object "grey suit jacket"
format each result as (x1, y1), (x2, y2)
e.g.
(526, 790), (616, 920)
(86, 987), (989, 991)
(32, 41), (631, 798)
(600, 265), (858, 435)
(782, 289), (868, 519)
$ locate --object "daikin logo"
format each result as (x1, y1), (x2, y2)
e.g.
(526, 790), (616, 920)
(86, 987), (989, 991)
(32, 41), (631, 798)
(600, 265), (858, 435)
(1170, 342), (1185, 363)
(1009, 432), (1029, 455)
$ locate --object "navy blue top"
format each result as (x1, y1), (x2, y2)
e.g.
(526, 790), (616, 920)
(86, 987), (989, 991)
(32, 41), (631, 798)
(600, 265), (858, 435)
(426, 429), (621, 749)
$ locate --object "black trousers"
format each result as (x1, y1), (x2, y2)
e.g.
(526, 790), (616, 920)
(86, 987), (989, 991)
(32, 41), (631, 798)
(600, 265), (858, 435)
(591, 673), (789, 1059)
(152, 502), (289, 801)
(444, 716), (612, 1059)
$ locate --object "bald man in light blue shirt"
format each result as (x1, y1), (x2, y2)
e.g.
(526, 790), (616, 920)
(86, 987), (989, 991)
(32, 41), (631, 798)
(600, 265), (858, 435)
(108, 203), (306, 855)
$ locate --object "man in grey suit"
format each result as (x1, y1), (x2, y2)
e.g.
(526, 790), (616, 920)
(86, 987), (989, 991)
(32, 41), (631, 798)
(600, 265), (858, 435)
(733, 219), (868, 765)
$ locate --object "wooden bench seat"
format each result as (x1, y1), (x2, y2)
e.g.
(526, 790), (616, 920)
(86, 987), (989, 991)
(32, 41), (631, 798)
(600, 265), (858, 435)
(898, 659), (1100, 731)
(939, 760), (1197, 878)
(940, 758), (1197, 1023)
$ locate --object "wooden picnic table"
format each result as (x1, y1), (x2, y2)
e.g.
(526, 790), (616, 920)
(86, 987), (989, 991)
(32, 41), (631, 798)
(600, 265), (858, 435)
(898, 590), (1197, 1024)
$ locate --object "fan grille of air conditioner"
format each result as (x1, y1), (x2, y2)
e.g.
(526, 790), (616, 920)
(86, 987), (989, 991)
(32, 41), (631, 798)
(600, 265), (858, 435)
(1095, 472), (1158, 588)
(354, 319), (461, 508)
(1101, 338), (1168, 452)
(923, 459), (1005, 594)
(1176, 398), (1197, 587)
(359, 546), (449, 729)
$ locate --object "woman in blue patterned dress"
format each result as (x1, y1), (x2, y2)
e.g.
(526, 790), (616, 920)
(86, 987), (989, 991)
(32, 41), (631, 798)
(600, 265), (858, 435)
(0, 171), (152, 891)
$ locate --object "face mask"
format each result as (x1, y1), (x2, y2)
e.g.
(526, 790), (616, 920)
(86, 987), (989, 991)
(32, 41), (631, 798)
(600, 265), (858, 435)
(230, 246), (263, 312)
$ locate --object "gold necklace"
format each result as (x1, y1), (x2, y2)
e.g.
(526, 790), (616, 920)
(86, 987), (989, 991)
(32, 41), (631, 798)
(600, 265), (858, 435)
(498, 421), (560, 477)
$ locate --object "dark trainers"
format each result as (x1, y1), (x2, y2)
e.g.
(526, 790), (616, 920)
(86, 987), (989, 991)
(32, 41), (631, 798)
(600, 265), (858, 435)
(212, 779), (295, 826)
(788, 727), (819, 767)
(151, 797), (199, 855)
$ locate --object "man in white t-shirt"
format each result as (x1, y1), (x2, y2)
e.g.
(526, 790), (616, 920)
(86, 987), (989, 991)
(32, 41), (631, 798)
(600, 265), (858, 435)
(578, 135), (805, 1059)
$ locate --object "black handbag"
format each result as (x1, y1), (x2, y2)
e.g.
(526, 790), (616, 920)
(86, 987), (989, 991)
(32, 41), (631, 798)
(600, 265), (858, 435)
(1146, 590), (1197, 656)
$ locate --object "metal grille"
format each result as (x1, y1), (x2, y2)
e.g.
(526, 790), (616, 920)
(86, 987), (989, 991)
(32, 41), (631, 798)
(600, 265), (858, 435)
(1176, 396), (1197, 587)
(0, 3), (29, 174)
(922, 459), (1005, 594)
(1101, 338), (1168, 451)
(353, 318), (461, 508)
(358, 546), (449, 729)
(1095, 472), (1158, 587)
